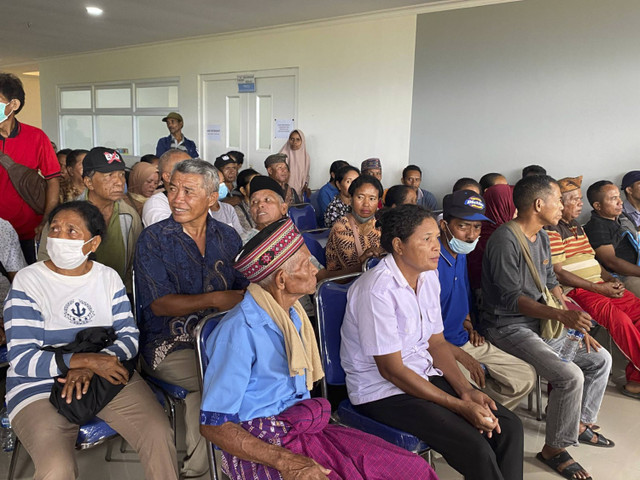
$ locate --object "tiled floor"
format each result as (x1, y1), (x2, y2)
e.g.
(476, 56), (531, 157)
(1, 336), (639, 479)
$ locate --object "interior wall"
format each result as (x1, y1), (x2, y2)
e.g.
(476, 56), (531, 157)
(38, 15), (417, 189)
(410, 0), (640, 211)
(2, 66), (42, 130)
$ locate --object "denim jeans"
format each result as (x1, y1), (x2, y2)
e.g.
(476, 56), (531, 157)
(486, 324), (612, 448)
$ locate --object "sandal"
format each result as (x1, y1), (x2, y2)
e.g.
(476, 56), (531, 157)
(536, 451), (592, 480)
(620, 385), (640, 400)
(578, 426), (615, 447)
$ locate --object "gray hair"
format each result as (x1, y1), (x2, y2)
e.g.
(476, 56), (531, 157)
(159, 149), (189, 175)
(172, 159), (220, 195)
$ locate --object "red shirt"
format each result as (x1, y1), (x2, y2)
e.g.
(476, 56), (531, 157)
(0, 121), (60, 240)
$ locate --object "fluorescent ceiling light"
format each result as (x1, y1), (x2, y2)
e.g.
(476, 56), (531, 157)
(86, 6), (103, 16)
(23, 71), (40, 76)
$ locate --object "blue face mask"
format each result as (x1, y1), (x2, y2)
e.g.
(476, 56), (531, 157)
(446, 223), (479, 255)
(0, 101), (13, 124)
(218, 182), (229, 200)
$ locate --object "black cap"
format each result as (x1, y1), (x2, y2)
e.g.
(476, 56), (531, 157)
(82, 147), (125, 177)
(214, 154), (236, 170)
(442, 190), (491, 221)
(249, 175), (284, 200)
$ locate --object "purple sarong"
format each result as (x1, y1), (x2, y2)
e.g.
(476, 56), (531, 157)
(221, 398), (438, 480)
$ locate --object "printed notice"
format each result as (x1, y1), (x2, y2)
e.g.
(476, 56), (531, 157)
(275, 119), (294, 139)
(206, 124), (222, 141)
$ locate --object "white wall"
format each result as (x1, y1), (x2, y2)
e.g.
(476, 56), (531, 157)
(39, 15), (417, 189)
(410, 0), (640, 212)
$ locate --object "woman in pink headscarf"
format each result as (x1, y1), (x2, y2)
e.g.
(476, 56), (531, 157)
(467, 183), (515, 290)
(126, 161), (159, 216)
(279, 129), (310, 198)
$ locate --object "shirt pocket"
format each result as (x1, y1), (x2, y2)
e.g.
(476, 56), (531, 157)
(395, 310), (419, 339)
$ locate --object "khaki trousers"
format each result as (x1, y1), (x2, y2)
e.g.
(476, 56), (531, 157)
(148, 349), (208, 478)
(457, 340), (536, 410)
(11, 372), (178, 480)
(621, 275), (640, 300)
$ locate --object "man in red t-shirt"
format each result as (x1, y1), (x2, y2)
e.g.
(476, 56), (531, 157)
(0, 73), (60, 263)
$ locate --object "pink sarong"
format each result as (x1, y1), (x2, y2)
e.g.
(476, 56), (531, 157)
(221, 397), (438, 480)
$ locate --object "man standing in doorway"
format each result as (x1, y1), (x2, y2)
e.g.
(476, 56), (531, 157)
(156, 112), (199, 158)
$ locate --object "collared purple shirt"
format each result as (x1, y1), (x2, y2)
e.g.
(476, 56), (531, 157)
(622, 199), (640, 228)
(340, 255), (443, 405)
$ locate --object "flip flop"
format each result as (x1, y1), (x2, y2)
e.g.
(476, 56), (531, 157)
(620, 385), (640, 400)
(578, 426), (615, 448)
(536, 451), (592, 480)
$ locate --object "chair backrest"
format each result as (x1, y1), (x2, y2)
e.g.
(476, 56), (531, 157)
(302, 231), (328, 267)
(288, 203), (317, 232)
(309, 190), (324, 227)
(193, 311), (229, 387)
(131, 267), (142, 322)
(363, 256), (383, 271)
(315, 273), (361, 393)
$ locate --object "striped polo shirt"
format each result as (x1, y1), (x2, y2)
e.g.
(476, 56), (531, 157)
(545, 219), (602, 288)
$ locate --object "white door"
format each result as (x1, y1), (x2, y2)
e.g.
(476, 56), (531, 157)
(200, 68), (297, 173)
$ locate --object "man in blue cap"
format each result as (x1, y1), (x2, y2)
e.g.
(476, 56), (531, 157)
(438, 190), (536, 410)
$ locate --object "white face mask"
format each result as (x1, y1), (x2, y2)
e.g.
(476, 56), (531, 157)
(47, 237), (95, 270)
(0, 101), (14, 123)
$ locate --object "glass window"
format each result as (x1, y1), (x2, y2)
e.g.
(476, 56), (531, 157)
(96, 88), (131, 109)
(256, 95), (272, 150)
(60, 90), (91, 110)
(96, 115), (133, 154)
(136, 85), (179, 109)
(61, 115), (93, 150)
(227, 96), (240, 148)
(137, 116), (166, 155)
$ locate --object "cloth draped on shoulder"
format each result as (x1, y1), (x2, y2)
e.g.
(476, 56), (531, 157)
(221, 397), (438, 480)
(247, 283), (323, 390)
(278, 129), (310, 196)
(468, 183), (515, 290)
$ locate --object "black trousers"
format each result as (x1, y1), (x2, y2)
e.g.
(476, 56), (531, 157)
(20, 238), (37, 265)
(355, 376), (523, 480)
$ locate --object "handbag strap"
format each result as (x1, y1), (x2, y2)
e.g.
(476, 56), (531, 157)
(347, 214), (365, 259)
(505, 220), (547, 296)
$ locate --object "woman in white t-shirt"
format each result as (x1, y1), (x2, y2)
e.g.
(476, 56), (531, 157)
(3, 201), (178, 480)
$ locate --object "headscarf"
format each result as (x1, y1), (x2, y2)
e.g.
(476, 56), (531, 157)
(279, 129), (310, 197)
(129, 161), (158, 197)
(467, 183), (515, 289)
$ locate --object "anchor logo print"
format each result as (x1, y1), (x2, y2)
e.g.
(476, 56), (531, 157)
(64, 299), (95, 325)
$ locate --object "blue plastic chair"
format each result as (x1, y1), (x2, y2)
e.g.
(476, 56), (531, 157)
(314, 274), (432, 464)
(194, 311), (229, 480)
(302, 229), (330, 267)
(309, 190), (325, 227)
(288, 203), (318, 232)
(362, 256), (383, 271)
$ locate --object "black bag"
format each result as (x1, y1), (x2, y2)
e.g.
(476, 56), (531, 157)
(0, 152), (47, 215)
(43, 327), (136, 425)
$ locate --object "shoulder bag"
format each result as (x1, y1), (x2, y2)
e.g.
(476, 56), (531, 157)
(0, 152), (47, 215)
(505, 221), (564, 339)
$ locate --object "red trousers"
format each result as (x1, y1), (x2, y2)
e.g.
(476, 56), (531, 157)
(568, 287), (640, 383)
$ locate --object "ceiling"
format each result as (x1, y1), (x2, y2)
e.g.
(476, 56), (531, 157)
(2, 0), (446, 67)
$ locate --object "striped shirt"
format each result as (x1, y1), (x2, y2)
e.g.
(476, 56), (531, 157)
(545, 219), (602, 287)
(3, 261), (138, 421)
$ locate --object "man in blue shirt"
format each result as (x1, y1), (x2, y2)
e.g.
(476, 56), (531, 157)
(402, 165), (438, 211)
(135, 158), (247, 478)
(200, 218), (435, 480)
(155, 111), (199, 158)
(438, 189), (535, 410)
(317, 160), (349, 217)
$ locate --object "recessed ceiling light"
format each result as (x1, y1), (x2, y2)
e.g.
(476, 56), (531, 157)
(86, 6), (103, 16)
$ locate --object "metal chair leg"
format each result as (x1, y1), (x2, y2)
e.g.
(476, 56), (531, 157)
(536, 375), (543, 421)
(7, 438), (21, 480)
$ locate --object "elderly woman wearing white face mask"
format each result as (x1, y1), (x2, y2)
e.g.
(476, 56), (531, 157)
(3, 200), (178, 480)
